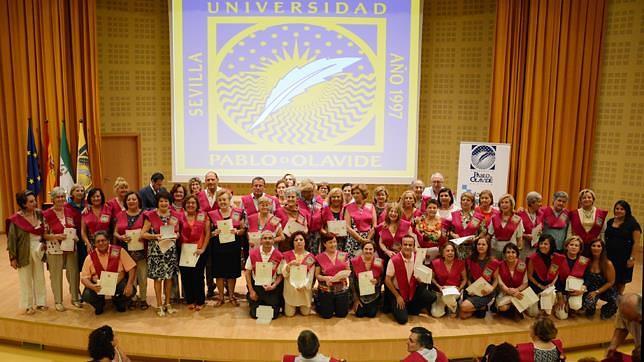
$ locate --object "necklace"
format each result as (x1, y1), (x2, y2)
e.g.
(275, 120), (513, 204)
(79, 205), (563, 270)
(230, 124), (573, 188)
(582, 207), (594, 218)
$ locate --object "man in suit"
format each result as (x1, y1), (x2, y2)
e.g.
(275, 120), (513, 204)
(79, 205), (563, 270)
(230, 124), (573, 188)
(139, 172), (165, 210)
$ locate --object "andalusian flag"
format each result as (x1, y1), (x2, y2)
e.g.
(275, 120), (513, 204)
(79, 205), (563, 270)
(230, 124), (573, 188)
(59, 121), (74, 193)
(76, 119), (92, 188)
(26, 118), (42, 195)
(43, 121), (57, 202)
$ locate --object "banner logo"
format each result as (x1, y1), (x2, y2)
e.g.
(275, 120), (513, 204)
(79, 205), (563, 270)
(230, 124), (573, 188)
(470, 145), (496, 170)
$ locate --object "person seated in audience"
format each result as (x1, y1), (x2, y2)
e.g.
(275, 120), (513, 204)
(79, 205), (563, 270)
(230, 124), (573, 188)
(282, 231), (315, 317)
(431, 242), (466, 318)
(80, 231), (137, 315)
(245, 230), (283, 319)
(607, 293), (641, 362)
(516, 317), (565, 362)
(315, 235), (351, 319)
(582, 239), (617, 319)
(385, 235), (437, 324)
(526, 234), (558, 317)
(351, 241), (383, 318)
(552, 236), (589, 319)
(494, 243), (529, 318)
(541, 191), (570, 252)
(282, 330), (345, 362)
(517, 191), (543, 259)
(87, 325), (130, 362)
(480, 342), (520, 362)
(402, 327), (448, 362)
(460, 238), (499, 319)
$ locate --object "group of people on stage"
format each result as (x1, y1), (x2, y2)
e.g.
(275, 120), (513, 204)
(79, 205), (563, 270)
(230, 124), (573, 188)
(6, 170), (640, 325)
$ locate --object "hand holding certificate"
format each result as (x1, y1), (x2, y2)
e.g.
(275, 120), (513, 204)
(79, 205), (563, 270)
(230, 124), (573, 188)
(511, 287), (539, 313)
(61, 228), (77, 251)
(284, 220), (307, 236)
(217, 220), (236, 244)
(327, 220), (347, 237)
(330, 269), (351, 283)
(97, 271), (118, 296)
(126, 229), (144, 251)
(179, 243), (199, 267)
(358, 271), (375, 296)
(449, 235), (473, 246)
(466, 277), (493, 297)
(254, 262), (273, 286)
(160, 225), (176, 240)
(414, 264), (433, 284)
(565, 276), (584, 291)
(289, 265), (308, 289)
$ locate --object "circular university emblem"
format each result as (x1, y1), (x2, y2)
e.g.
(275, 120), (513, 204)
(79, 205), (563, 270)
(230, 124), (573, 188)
(471, 145), (496, 170)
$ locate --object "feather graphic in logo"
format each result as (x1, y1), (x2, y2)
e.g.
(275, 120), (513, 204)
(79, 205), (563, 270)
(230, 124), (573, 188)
(248, 57), (361, 130)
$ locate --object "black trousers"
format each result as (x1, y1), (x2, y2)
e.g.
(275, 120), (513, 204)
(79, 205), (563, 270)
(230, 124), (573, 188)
(355, 296), (380, 318)
(82, 276), (136, 314)
(248, 282), (283, 319)
(204, 242), (215, 293)
(391, 285), (436, 324)
(179, 252), (207, 306)
(317, 289), (350, 319)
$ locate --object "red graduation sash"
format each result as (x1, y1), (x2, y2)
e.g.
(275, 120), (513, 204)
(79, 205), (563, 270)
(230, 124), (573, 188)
(345, 203), (374, 232)
(90, 245), (121, 275)
(379, 219), (412, 250)
(528, 253), (558, 282)
(297, 199), (323, 232)
(467, 258), (500, 283)
(498, 260), (527, 288)
(249, 247), (283, 276)
(275, 208), (308, 229)
(432, 258), (465, 286)
(554, 253), (589, 280)
(181, 212), (207, 247)
(569, 208), (607, 245)
(391, 252), (416, 302)
(43, 208), (74, 234)
(107, 198), (125, 218)
(114, 210), (145, 235)
(283, 250), (316, 271)
(351, 255), (383, 280)
(491, 214), (521, 241)
(316, 251), (349, 278)
(450, 210), (483, 236)
(197, 190), (219, 212)
(145, 209), (182, 233)
(542, 206), (569, 229)
(9, 212), (44, 236)
(83, 204), (113, 235)
(207, 208), (243, 228)
(246, 213), (281, 233)
(517, 209), (543, 235)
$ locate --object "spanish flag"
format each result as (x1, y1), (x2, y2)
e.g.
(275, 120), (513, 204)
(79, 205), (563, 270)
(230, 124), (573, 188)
(43, 120), (57, 202)
(76, 119), (92, 189)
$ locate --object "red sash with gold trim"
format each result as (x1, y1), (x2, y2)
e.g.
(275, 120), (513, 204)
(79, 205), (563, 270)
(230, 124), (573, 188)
(43, 208), (74, 234)
(529, 253), (558, 282)
(498, 260), (526, 288)
(316, 251), (349, 278)
(491, 214), (521, 241)
(351, 255), (383, 280)
(90, 245), (121, 275)
(431, 258), (465, 286)
(283, 250), (316, 271)
(246, 213), (281, 233)
(391, 252), (416, 302)
(181, 212), (207, 247)
(82, 204), (113, 235)
(114, 210), (145, 235)
(542, 207), (569, 229)
(379, 219), (412, 250)
(467, 258), (500, 283)
(249, 247), (283, 276)
(569, 208), (607, 245)
(450, 210), (483, 236)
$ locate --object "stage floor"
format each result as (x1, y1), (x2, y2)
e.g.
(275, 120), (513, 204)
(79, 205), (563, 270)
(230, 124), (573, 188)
(0, 236), (640, 361)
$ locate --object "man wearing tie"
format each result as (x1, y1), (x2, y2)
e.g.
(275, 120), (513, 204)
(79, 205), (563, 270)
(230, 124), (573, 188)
(139, 172), (166, 210)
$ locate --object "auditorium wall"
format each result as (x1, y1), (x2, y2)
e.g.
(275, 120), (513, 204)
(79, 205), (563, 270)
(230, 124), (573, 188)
(97, 0), (643, 218)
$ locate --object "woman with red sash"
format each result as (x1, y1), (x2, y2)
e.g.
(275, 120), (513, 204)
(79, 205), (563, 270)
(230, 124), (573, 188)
(320, 188), (346, 250)
(188, 176), (202, 195)
(541, 191), (570, 251)
(113, 191), (149, 310)
(445, 192), (486, 260)
(344, 184), (377, 258)
(81, 188), (112, 251)
(488, 194), (524, 259)
(275, 179), (288, 207)
(43, 187), (81, 311)
(526, 234), (558, 317)
(7, 190), (47, 314)
(65, 184), (86, 273)
(244, 230), (284, 319)
(298, 180), (324, 255)
(373, 185), (389, 222)
(495, 243), (529, 317)
(474, 189), (499, 227)
(141, 190), (184, 317)
(317, 181), (330, 204)
(170, 183), (187, 212)
(281, 231), (315, 316)
(351, 241), (383, 318)
(379, 203), (415, 260)
(179, 194), (210, 311)
(385, 235), (437, 324)
(208, 189), (245, 307)
(552, 236), (589, 319)
(275, 186), (309, 252)
(437, 187), (457, 222)
(569, 189), (607, 248)
(415, 199), (446, 262)
(431, 242), (467, 317)
(246, 196), (285, 249)
(517, 191), (543, 258)
(315, 235), (351, 319)
(107, 177), (129, 219)
(582, 239), (617, 319)
(460, 238), (499, 319)
(400, 190), (423, 223)
(517, 317), (565, 362)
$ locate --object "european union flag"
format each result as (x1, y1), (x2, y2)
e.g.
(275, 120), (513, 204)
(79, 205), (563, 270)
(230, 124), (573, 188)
(26, 119), (41, 195)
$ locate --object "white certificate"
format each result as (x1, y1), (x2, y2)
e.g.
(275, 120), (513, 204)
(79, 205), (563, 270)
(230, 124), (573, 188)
(160, 225), (176, 240)
(496, 295), (513, 307)
(97, 271), (118, 296)
(248, 232), (262, 248)
(289, 265), (308, 288)
(565, 276), (584, 291)
(450, 235), (473, 246)
(217, 220), (236, 244)
(511, 287), (539, 313)
(157, 238), (174, 254)
(327, 220), (347, 237)
(441, 285), (460, 296)
(179, 243), (199, 267)
(125, 229), (144, 251)
(46, 240), (63, 255)
(531, 224), (543, 247)
(540, 286), (556, 310)
(466, 277), (493, 297)
(414, 264), (433, 284)
(61, 228), (76, 251)
(256, 305), (274, 325)
(358, 271), (375, 296)
(330, 269), (352, 283)
(284, 220), (306, 236)
(254, 262), (273, 286)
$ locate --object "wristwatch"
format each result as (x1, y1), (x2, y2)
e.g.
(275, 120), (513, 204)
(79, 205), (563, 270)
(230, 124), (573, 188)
(628, 256), (634, 261)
